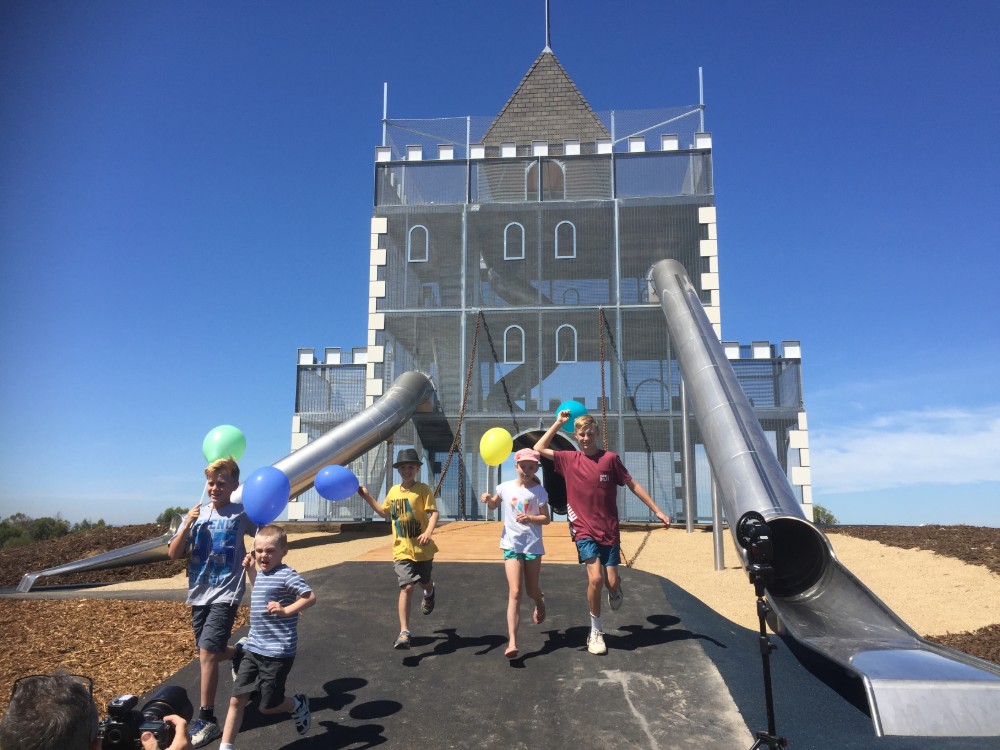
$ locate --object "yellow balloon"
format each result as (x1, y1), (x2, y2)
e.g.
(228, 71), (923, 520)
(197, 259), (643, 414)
(480, 427), (513, 466)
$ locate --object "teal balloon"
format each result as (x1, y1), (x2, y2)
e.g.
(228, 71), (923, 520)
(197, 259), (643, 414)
(556, 400), (588, 433)
(202, 425), (247, 462)
(315, 465), (360, 501)
(242, 466), (290, 525)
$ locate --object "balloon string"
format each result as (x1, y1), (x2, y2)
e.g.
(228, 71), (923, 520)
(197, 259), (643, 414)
(198, 485), (208, 507)
(232, 529), (256, 606)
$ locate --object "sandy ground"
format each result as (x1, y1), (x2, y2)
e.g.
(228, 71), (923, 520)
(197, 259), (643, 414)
(99, 522), (1000, 638)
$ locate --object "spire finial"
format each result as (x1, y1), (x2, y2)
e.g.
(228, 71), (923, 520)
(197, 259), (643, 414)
(544, 0), (551, 52)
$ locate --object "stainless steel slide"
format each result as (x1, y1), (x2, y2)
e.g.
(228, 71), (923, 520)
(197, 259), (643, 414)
(650, 259), (1000, 737)
(15, 371), (435, 593)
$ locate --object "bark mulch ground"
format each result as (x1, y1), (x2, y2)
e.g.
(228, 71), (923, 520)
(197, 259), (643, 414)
(1, 524), (998, 716)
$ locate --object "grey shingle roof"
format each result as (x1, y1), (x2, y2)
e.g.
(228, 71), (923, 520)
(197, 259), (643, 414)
(483, 50), (610, 147)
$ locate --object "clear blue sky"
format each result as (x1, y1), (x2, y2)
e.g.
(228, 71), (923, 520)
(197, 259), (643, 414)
(2, 1), (998, 527)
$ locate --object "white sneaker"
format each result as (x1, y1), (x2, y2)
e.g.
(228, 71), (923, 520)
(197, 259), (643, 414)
(608, 584), (624, 611)
(587, 630), (607, 655)
(291, 693), (311, 735)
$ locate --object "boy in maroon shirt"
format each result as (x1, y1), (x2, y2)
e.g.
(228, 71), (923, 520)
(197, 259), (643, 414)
(535, 410), (670, 654)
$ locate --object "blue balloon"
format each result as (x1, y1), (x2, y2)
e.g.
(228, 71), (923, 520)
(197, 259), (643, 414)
(241, 466), (290, 525)
(556, 400), (588, 433)
(315, 465), (360, 502)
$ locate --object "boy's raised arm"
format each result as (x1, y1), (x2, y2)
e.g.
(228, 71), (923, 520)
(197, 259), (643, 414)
(534, 410), (571, 458)
(167, 502), (200, 559)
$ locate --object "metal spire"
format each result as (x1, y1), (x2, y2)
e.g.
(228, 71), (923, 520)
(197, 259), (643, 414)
(544, 0), (551, 52)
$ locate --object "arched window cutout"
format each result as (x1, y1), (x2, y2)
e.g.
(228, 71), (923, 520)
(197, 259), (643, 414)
(555, 221), (576, 259)
(407, 225), (429, 262)
(527, 160), (566, 201)
(504, 222), (525, 260)
(504, 325), (525, 364)
(556, 324), (578, 363)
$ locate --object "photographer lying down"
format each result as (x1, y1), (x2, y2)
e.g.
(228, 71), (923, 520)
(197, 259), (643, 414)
(0, 672), (193, 750)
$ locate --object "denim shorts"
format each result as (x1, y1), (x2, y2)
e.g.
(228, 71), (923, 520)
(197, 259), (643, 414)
(191, 602), (240, 653)
(575, 538), (621, 567)
(503, 549), (541, 561)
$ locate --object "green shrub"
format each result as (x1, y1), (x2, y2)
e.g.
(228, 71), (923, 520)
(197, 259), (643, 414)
(156, 506), (189, 525)
(812, 503), (838, 526)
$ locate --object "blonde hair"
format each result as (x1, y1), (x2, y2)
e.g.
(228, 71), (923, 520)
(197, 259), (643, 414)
(256, 523), (288, 549)
(205, 457), (240, 482)
(574, 414), (598, 432)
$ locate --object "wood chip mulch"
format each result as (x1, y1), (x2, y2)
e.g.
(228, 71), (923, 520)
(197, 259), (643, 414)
(1, 523), (998, 716)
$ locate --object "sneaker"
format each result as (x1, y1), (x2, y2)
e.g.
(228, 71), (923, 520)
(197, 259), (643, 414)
(587, 630), (607, 655)
(608, 583), (624, 611)
(393, 630), (411, 649)
(230, 636), (248, 682)
(188, 718), (222, 748)
(291, 694), (311, 735)
(421, 586), (436, 615)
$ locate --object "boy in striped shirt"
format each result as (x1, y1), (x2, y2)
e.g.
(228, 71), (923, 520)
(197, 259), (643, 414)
(220, 524), (315, 748)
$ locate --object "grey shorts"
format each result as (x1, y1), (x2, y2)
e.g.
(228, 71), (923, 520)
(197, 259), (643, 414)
(191, 602), (240, 653)
(233, 649), (294, 710)
(393, 558), (433, 588)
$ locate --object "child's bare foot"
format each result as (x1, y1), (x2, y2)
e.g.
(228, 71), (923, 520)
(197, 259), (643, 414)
(504, 644), (518, 659)
(533, 596), (546, 625)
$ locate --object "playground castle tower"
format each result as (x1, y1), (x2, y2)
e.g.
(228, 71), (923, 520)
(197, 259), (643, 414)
(292, 48), (812, 524)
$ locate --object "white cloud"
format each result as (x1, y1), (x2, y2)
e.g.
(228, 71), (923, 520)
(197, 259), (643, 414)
(810, 406), (1000, 494)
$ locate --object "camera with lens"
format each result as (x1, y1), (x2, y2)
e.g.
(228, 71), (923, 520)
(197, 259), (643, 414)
(99, 685), (193, 749)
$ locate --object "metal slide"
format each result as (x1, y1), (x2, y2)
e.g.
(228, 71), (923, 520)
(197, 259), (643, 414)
(16, 371), (436, 594)
(650, 259), (1000, 737)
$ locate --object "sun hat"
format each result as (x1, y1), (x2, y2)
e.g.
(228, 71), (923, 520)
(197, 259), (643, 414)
(393, 448), (423, 467)
(514, 448), (541, 464)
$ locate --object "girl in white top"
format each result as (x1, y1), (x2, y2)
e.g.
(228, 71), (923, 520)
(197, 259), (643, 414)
(480, 448), (551, 658)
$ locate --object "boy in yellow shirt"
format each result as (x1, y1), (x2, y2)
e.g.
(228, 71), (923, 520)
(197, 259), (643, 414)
(358, 448), (439, 649)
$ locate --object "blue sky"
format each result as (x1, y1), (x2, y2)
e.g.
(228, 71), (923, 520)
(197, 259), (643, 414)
(1, 1), (997, 527)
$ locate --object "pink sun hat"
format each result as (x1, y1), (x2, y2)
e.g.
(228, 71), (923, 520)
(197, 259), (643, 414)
(514, 448), (541, 464)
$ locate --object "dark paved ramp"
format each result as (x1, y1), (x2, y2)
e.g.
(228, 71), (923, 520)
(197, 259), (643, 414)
(159, 561), (747, 749)
(127, 561), (999, 749)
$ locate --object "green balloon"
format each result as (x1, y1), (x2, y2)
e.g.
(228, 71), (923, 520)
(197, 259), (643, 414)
(202, 424), (247, 462)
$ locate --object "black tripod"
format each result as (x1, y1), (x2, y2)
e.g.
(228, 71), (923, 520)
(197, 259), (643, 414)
(748, 562), (787, 750)
(735, 512), (788, 750)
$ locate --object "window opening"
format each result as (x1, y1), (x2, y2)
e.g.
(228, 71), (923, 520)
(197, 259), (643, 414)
(504, 222), (525, 260)
(407, 225), (429, 262)
(555, 221), (576, 259)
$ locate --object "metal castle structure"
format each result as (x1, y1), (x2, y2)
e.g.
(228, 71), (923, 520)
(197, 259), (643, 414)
(291, 48), (812, 524)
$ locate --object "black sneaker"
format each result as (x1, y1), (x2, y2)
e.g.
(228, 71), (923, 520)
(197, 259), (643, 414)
(421, 586), (436, 615)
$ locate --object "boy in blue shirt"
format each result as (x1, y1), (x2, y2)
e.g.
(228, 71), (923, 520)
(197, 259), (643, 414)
(168, 457), (257, 747)
(220, 523), (315, 748)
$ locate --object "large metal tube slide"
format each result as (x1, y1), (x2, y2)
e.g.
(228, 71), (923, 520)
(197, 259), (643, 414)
(15, 371), (435, 593)
(650, 260), (828, 597)
(650, 259), (1000, 737)
(234, 369), (435, 502)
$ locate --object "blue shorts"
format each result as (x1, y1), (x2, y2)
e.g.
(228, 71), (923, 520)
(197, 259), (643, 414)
(575, 538), (621, 567)
(503, 550), (541, 561)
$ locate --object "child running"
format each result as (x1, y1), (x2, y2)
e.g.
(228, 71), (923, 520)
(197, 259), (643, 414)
(167, 457), (257, 747)
(357, 447), (439, 650)
(480, 447), (550, 659)
(221, 524), (315, 748)
(535, 411), (670, 655)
